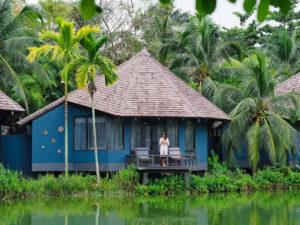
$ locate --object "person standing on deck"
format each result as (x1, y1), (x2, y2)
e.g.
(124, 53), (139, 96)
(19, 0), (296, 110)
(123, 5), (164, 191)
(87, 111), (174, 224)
(159, 133), (169, 167)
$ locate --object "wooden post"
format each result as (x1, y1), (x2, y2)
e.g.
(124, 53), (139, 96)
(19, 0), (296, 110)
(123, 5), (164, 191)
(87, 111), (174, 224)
(143, 172), (149, 185)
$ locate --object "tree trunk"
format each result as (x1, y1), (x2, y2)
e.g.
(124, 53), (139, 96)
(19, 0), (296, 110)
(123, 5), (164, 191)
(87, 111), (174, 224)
(198, 81), (202, 94)
(92, 95), (100, 183)
(64, 83), (69, 176)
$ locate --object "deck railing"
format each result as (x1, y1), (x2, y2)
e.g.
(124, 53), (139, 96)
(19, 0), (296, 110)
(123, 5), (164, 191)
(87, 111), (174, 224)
(126, 154), (198, 171)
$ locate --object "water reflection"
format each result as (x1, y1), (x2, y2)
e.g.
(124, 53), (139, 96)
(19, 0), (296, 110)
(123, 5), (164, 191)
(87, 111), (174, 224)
(1, 192), (300, 225)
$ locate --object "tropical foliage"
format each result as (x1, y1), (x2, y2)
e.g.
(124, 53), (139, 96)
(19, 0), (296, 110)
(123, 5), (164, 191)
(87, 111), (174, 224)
(0, 0), (48, 111)
(214, 53), (300, 171)
(163, 16), (243, 97)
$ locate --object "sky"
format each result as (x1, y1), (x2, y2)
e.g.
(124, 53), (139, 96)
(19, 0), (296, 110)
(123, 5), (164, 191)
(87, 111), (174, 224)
(174, 0), (244, 28)
(26, 0), (245, 28)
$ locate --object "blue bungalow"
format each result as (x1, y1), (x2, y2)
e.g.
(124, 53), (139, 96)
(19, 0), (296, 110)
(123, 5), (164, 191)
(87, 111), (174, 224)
(275, 73), (300, 166)
(0, 91), (28, 172)
(16, 49), (229, 173)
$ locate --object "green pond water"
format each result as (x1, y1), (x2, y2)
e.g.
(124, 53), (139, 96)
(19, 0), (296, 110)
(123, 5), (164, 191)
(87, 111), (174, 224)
(1, 192), (300, 225)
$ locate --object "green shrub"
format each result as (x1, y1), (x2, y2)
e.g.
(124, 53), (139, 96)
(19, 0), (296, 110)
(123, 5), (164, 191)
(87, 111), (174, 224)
(233, 170), (257, 191)
(254, 167), (285, 188)
(135, 184), (149, 195)
(150, 175), (186, 195)
(208, 151), (228, 175)
(284, 171), (300, 188)
(190, 175), (208, 194)
(202, 173), (237, 193)
(0, 165), (23, 199)
(115, 166), (139, 193)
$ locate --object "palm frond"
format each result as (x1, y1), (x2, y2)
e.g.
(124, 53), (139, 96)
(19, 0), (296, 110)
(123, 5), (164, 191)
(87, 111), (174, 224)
(229, 97), (256, 117)
(0, 54), (27, 110)
(246, 119), (260, 171)
(0, 0), (12, 33)
(74, 25), (100, 42)
(0, 5), (42, 40)
(2, 37), (41, 53)
(39, 30), (60, 43)
(75, 64), (89, 89)
(260, 119), (276, 164)
(95, 56), (118, 86)
(270, 91), (300, 121)
(27, 45), (62, 63)
(213, 83), (244, 114)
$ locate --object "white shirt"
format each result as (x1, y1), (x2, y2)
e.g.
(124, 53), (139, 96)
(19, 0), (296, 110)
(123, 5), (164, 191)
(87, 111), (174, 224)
(159, 137), (169, 155)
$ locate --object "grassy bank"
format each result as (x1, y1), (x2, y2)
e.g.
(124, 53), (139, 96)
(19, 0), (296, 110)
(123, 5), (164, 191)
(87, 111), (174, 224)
(2, 161), (300, 201)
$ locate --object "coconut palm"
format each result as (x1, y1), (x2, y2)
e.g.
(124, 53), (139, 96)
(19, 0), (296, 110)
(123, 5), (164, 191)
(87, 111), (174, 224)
(74, 34), (118, 183)
(0, 0), (48, 110)
(27, 17), (99, 176)
(266, 29), (300, 82)
(214, 52), (300, 171)
(164, 16), (243, 98)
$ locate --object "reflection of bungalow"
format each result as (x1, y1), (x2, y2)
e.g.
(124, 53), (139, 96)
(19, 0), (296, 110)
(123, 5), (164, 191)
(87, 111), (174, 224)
(13, 49), (228, 173)
(0, 91), (28, 172)
(275, 73), (300, 166)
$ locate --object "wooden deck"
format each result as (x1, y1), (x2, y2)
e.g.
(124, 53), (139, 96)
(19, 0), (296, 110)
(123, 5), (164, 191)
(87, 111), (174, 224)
(126, 154), (198, 171)
(126, 154), (198, 185)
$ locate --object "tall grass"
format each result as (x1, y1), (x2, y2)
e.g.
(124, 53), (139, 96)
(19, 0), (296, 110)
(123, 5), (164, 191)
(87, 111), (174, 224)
(3, 160), (300, 201)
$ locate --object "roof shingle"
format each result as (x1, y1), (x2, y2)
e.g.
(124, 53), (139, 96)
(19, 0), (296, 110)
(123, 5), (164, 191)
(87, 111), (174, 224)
(0, 91), (24, 112)
(18, 49), (229, 125)
(275, 73), (300, 95)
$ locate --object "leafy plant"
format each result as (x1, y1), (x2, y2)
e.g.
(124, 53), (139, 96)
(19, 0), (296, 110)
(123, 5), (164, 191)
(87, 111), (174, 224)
(115, 166), (139, 193)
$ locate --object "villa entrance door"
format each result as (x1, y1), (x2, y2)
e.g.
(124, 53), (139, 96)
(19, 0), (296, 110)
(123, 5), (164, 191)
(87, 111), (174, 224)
(142, 122), (165, 155)
(131, 119), (178, 154)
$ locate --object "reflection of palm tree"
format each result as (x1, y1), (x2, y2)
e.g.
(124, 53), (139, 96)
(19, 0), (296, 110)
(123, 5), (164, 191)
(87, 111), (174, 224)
(95, 204), (99, 225)
(64, 213), (68, 225)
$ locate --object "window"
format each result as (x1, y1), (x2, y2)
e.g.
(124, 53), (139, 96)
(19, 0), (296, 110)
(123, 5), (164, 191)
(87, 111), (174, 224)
(131, 119), (146, 149)
(166, 119), (178, 147)
(74, 117), (87, 150)
(185, 120), (195, 154)
(74, 116), (124, 150)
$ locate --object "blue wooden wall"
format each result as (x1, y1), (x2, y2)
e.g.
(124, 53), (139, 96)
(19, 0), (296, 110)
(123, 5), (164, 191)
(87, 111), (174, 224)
(289, 122), (300, 166)
(0, 134), (31, 175)
(30, 103), (209, 172)
(31, 104), (131, 171)
(195, 123), (208, 170)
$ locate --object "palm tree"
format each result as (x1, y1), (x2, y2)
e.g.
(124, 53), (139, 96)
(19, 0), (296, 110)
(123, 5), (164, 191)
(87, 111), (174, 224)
(0, 0), (48, 110)
(74, 34), (118, 183)
(266, 29), (300, 82)
(214, 52), (300, 171)
(27, 17), (99, 176)
(163, 16), (243, 98)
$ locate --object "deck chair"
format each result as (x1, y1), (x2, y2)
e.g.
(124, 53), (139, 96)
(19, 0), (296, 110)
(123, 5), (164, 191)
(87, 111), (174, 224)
(169, 147), (183, 166)
(135, 147), (152, 166)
